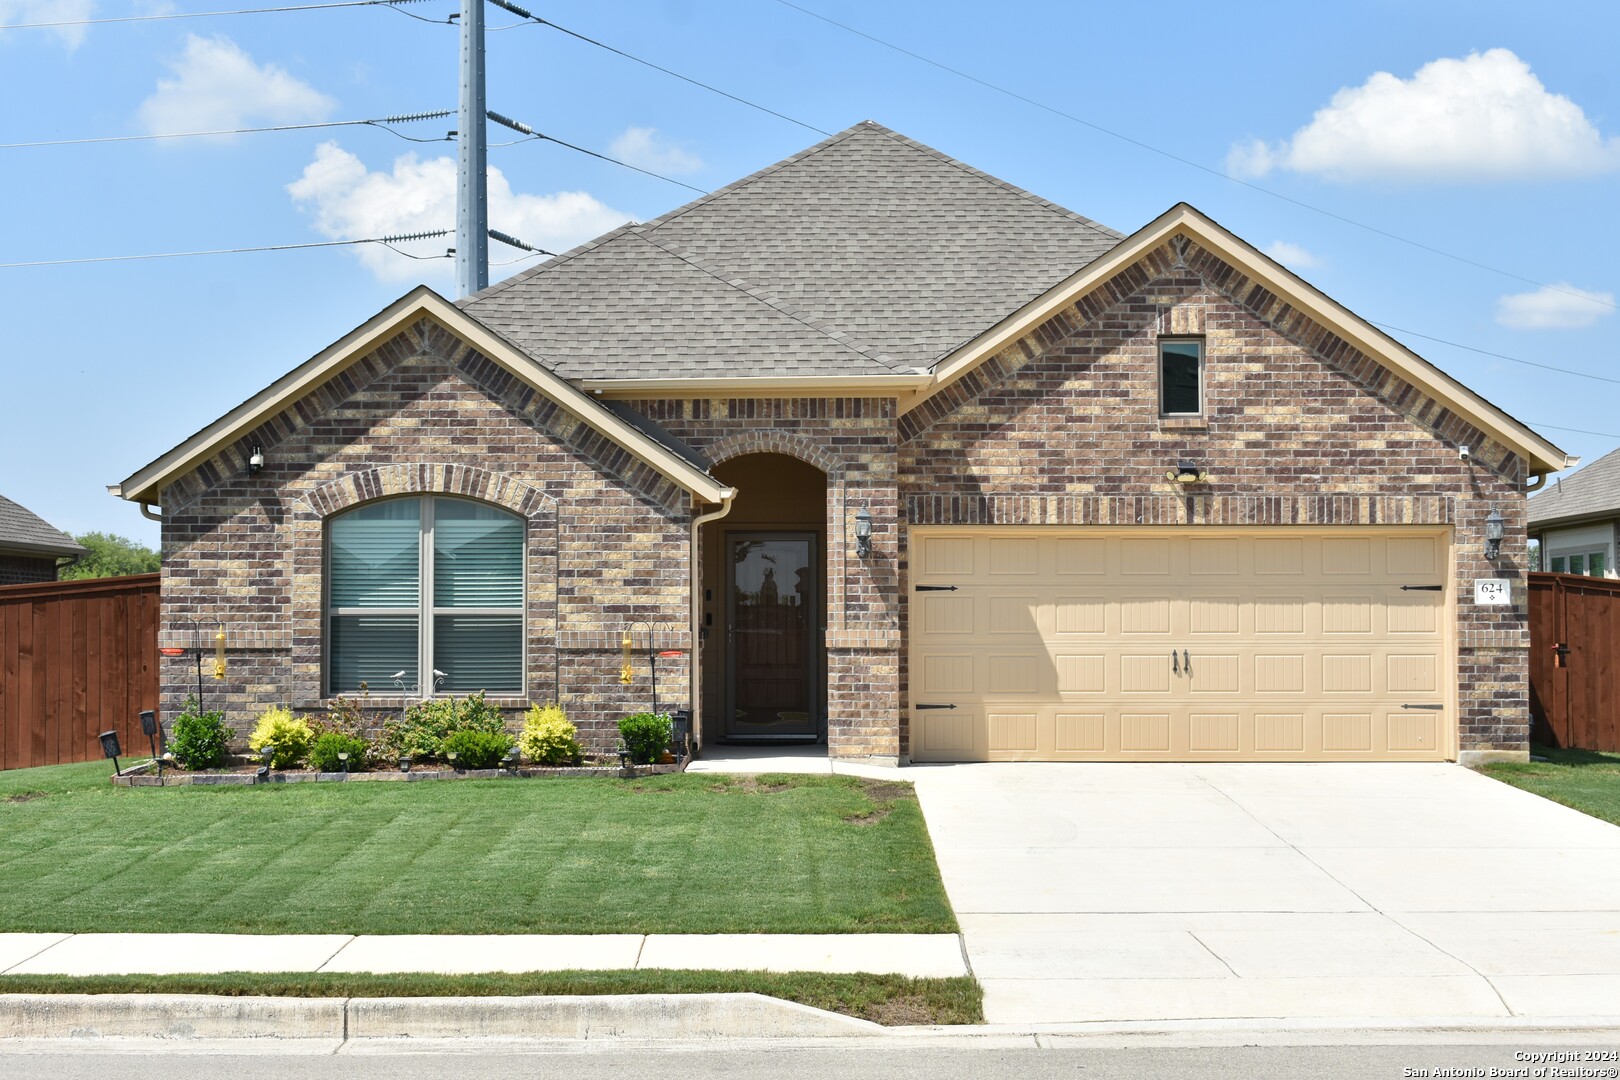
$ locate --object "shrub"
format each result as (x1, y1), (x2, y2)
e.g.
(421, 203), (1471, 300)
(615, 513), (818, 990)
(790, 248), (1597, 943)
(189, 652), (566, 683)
(247, 706), (314, 769)
(308, 731), (368, 773)
(619, 712), (672, 765)
(169, 696), (229, 770)
(377, 691), (508, 762)
(442, 729), (515, 769)
(519, 703), (583, 766)
(310, 696), (378, 742)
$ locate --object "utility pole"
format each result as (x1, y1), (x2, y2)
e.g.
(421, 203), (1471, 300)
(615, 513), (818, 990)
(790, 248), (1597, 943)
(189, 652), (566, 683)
(456, 0), (489, 297)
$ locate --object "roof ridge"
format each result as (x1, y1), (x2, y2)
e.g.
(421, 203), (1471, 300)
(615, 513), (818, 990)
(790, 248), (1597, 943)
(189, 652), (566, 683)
(863, 123), (1123, 243)
(627, 228), (914, 373)
(458, 221), (643, 308)
(635, 123), (869, 234)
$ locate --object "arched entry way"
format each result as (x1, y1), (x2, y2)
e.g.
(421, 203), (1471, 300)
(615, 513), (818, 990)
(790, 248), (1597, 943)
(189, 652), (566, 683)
(699, 453), (828, 744)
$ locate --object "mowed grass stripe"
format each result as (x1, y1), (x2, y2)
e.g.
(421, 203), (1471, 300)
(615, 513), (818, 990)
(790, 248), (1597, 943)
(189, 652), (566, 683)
(0, 765), (956, 935)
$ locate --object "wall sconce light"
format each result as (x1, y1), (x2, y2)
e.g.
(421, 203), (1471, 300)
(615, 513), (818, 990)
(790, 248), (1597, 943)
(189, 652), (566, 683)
(1165, 463), (1209, 485)
(248, 445), (264, 474)
(99, 730), (123, 777)
(1485, 508), (1504, 561)
(854, 506), (873, 558)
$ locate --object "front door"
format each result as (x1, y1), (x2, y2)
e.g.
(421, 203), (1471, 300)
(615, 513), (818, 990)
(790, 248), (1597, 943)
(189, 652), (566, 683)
(724, 533), (820, 740)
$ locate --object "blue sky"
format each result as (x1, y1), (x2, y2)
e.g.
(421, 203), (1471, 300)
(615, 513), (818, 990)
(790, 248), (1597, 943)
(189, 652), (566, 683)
(2, 0), (1616, 547)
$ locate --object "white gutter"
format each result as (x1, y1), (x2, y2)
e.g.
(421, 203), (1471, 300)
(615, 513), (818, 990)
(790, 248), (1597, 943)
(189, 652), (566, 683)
(139, 502), (162, 522)
(688, 489), (736, 754)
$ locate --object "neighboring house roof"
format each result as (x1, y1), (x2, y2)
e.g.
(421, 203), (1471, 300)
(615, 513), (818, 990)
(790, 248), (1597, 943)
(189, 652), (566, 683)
(111, 289), (734, 508)
(460, 121), (1123, 380)
(0, 494), (83, 559)
(1529, 446), (1620, 529)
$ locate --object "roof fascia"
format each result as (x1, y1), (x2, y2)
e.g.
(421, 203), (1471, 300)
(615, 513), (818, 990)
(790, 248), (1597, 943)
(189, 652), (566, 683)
(114, 288), (729, 506)
(911, 204), (1573, 475)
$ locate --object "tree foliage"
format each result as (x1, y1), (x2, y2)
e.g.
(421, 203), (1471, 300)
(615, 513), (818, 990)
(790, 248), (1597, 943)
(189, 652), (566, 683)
(58, 532), (159, 580)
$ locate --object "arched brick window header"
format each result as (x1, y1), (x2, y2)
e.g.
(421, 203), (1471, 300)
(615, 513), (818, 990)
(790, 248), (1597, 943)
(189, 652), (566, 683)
(300, 463), (557, 521)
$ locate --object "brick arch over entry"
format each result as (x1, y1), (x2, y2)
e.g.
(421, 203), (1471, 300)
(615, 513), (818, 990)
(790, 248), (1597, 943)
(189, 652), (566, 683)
(705, 431), (841, 477)
(288, 462), (560, 708)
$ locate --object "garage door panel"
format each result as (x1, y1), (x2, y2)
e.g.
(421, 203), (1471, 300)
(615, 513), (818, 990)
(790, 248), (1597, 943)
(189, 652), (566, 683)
(909, 529), (1452, 763)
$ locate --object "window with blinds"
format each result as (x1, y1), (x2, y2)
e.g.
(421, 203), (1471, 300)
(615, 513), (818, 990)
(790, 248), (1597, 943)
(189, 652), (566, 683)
(327, 496), (524, 696)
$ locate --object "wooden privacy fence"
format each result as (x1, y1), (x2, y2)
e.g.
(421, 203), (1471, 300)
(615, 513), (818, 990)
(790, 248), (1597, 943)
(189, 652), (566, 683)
(1529, 571), (1620, 753)
(0, 573), (159, 771)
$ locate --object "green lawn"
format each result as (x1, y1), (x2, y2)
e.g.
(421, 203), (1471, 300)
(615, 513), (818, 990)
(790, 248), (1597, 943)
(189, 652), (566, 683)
(0, 762), (956, 935)
(0, 970), (983, 1026)
(1481, 745), (1620, 827)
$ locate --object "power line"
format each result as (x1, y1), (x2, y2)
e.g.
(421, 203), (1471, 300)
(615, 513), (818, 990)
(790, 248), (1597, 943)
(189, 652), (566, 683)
(486, 111), (708, 193)
(771, 0), (1618, 314)
(1525, 421), (1620, 441)
(0, 231), (451, 269)
(1372, 321), (1620, 387)
(0, 111), (453, 150)
(485, 1), (828, 136)
(0, 0), (433, 30)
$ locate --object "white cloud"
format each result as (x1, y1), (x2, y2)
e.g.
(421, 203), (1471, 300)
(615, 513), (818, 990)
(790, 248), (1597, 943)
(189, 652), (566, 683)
(287, 142), (630, 282)
(1263, 241), (1321, 269)
(137, 34), (334, 134)
(608, 126), (704, 175)
(1, 0), (94, 49)
(1494, 283), (1615, 330)
(1227, 49), (1620, 182)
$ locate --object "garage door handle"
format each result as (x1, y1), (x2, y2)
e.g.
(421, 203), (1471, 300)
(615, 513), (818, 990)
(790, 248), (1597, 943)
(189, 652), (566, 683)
(915, 703), (957, 710)
(1400, 703), (1444, 710)
(1171, 650), (1179, 675)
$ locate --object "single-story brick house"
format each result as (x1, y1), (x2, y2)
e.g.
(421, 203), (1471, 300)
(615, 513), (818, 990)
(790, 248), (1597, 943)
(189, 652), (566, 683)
(0, 494), (83, 585)
(1528, 446), (1620, 577)
(112, 122), (1570, 766)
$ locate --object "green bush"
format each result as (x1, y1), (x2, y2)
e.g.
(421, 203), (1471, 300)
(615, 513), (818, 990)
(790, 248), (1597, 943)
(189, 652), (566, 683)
(247, 706), (314, 769)
(311, 697), (378, 742)
(169, 697), (230, 770)
(619, 712), (672, 765)
(442, 729), (516, 769)
(308, 732), (369, 773)
(519, 703), (583, 766)
(378, 692), (507, 762)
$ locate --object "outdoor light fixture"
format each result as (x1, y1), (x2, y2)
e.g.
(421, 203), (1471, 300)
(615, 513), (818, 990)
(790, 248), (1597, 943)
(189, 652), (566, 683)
(1165, 463), (1209, 484)
(337, 750), (350, 776)
(854, 506), (873, 558)
(447, 750), (460, 772)
(99, 730), (123, 776)
(248, 445), (264, 474)
(255, 745), (273, 782)
(503, 747), (519, 772)
(399, 753), (412, 773)
(140, 710), (161, 777)
(1485, 508), (1505, 561)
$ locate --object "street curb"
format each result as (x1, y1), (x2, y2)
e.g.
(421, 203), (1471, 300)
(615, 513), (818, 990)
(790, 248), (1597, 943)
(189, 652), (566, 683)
(0, 993), (879, 1041)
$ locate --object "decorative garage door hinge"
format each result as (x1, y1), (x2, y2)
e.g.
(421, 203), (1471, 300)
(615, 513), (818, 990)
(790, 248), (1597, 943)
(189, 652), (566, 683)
(1399, 703), (1445, 710)
(1399, 585), (1444, 591)
(914, 584), (958, 592)
(914, 703), (957, 710)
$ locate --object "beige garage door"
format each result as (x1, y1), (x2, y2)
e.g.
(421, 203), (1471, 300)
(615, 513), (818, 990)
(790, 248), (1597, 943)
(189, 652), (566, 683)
(909, 528), (1453, 762)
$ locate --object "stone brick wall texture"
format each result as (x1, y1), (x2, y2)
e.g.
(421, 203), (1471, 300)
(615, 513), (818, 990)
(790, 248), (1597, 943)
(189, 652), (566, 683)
(899, 237), (1530, 757)
(0, 555), (58, 586)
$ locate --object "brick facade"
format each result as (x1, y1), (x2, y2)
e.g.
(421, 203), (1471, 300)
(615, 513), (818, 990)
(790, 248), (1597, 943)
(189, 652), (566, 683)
(899, 238), (1529, 760)
(156, 236), (1533, 764)
(0, 554), (58, 586)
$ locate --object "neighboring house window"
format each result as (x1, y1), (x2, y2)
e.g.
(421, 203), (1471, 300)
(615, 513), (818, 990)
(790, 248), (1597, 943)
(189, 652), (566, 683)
(327, 496), (524, 696)
(1548, 550), (1608, 577)
(1159, 338), (1203, 417)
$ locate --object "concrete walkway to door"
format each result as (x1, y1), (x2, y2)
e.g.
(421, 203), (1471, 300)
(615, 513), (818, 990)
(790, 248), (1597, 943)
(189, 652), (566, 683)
(909, 762), (1620, 1026)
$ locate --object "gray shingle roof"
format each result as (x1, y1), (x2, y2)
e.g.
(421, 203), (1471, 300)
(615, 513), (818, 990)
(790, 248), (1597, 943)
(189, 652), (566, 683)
(1529, 446), (1620, 527)
(460, 122), (1123, 380)
(0, 494), (83, 558)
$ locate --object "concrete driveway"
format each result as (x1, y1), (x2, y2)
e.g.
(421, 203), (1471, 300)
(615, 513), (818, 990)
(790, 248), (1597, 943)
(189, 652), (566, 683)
(910, 763), (1620, 1025)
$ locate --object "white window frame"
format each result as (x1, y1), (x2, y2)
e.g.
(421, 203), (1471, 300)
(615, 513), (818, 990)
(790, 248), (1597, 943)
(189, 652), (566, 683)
(324, 495), (526, 698)
(1158, 337), (1205, 418)
(1548, 546), (1610, 578)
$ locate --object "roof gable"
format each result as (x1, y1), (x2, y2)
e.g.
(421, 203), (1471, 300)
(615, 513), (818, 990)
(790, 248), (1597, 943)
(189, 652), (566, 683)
(914, 203), (1572, 476)
(111, 288), (732, 508)
(462, 122), (1122, 379)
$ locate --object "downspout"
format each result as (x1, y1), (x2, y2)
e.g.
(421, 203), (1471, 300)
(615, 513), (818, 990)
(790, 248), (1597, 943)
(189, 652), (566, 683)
(689, 488), (737, 755)
(1526, 474), (1547, 493)
(139, 502), (163, 522)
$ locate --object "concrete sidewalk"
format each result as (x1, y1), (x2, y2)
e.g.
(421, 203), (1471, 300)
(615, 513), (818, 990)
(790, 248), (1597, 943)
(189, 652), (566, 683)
(0, 933), (967, 979)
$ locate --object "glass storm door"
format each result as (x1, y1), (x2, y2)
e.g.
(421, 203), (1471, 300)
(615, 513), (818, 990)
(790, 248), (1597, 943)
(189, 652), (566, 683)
(725, 533), (818, 739)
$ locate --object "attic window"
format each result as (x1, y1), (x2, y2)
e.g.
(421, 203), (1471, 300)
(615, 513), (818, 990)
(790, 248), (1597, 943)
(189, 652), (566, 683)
(1159, 338), (1203, 417)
